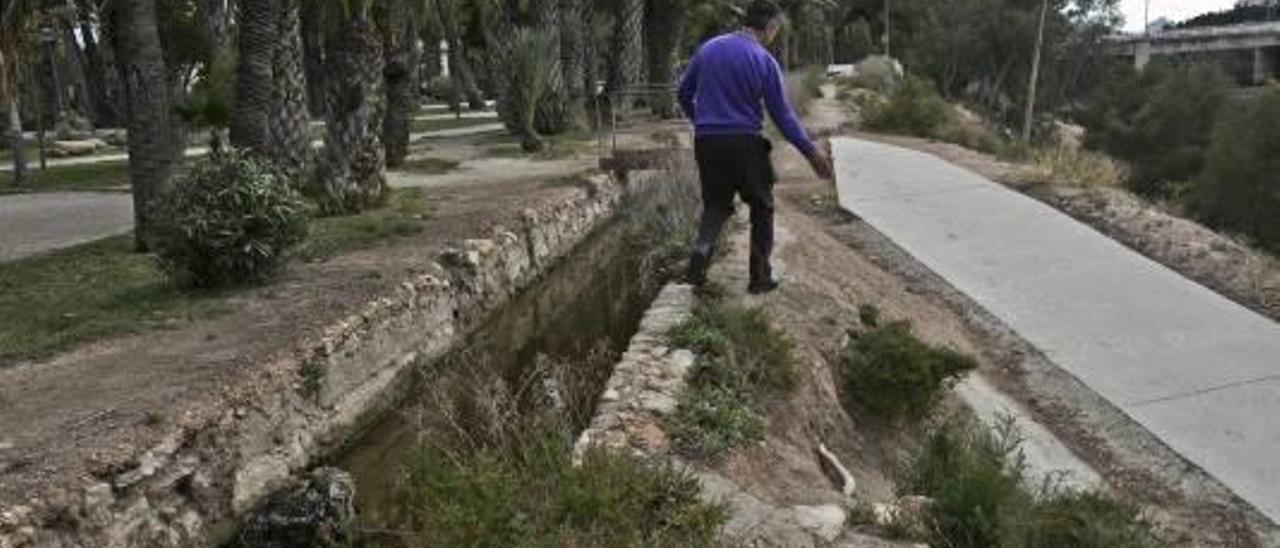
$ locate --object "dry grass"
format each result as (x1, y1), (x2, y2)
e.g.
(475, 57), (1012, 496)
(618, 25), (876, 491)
(1021, 145), (1129, 188)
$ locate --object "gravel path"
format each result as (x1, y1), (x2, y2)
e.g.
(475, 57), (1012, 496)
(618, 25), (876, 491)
(0, 192), (133, 262)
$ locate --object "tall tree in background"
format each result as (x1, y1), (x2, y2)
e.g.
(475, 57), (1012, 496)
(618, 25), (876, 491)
(434, 0), (484, 110)
(0, 0), (31, 185)
(559, 0), (587, 126)
(269, 0), (312, 177)
(229, 0), (273, 152)
(379, 0), (421, 168)
(607, 0), (643, 96)
(318, 0), (386, 212)
(645, 0), (684, 118)
(111, 0), (180, 251)
(530, 0), (566, 133)
(78, 0), (123, 126)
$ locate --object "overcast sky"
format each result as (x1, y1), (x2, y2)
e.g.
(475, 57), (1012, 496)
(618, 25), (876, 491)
(1119, 0), (1241, 31)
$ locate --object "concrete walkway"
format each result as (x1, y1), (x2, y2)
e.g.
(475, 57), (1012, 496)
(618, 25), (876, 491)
(832, 137), (1280, 523)
(0, 192), (133, 262)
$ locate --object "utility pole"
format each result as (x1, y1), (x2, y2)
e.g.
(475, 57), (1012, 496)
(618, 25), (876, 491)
(1022, 0), (1049, 143)
(1144, 0), (1150, 35)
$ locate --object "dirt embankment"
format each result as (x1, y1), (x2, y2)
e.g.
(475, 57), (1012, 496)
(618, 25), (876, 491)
(0, 170), (630, 547)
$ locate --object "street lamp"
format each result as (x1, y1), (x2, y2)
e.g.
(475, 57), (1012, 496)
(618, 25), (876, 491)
(38, 24), (66, 126)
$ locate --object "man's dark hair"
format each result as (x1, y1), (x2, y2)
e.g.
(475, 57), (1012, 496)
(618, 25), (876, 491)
(744, 0), (781, 31)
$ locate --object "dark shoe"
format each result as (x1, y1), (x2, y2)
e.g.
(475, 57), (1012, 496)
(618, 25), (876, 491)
(747, 278), (780, 295)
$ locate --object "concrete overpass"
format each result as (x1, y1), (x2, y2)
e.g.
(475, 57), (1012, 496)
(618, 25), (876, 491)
(1109, 22), (1280, 86)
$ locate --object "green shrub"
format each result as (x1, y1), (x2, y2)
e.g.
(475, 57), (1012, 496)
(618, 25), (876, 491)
(155, 151), (309, 288)
(900, 421), (1162, 548)
(1079, 62), (1228, 197)
(667, 299), (796, 458)
(864, 76), (956, 138)
(841, 319), (976, 422)
(1190, 87), (1280, 253)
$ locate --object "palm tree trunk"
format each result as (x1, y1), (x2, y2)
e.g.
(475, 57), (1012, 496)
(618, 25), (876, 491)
(320, 11), (386, 213)
(111, 0), (179, 252)
(607, 0), (643, 96)
(435, 0), (484, 110)
(229, 0), (274, 154)
(530, 0), (566, 134)
(1, 49), (27, 185)
(379, 1), (419, 168)
(560, 0), (587, 126)
(301, 0), (327, 118)
(79, 8), (121, 127)
(581, 0), (599, 122)
(645, 0), (683, 118)
(200, 0), (229, 56)
(269, 0), (312, 178)
(58, 7), (93, 128)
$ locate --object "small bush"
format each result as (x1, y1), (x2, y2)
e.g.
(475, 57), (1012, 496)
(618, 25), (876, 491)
(155, 152), (308, 288)
(668, 299), (796, 458)
(900, 420), (1163, 548)
(1022, 145), (1129, 188)
(863, 76), (956, 138)
(841, 319), (976, 422)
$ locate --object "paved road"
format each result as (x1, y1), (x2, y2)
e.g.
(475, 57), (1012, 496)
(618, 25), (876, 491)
(832, 137), (1280, 523)
(0, 192), (133, 262)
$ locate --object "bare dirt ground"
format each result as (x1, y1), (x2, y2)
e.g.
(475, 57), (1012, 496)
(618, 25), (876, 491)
(0, 144), (607, 510)
(691, 94), (1278, 546)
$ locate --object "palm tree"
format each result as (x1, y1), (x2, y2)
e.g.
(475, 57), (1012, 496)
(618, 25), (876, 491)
(110, 0), (180, 251)
(607, 0), (643, 96)
(229, 0), (274, 153)
(0, 1), (31, 185)
(379, 0), (421, 168)
(645, 0), (685, 118)
(433, 0), (484, 110)
(529, 0), (566, 134)
(318, 0), (386, 213)
(559, 0), (588, 125)
(270, 0), (313, 178)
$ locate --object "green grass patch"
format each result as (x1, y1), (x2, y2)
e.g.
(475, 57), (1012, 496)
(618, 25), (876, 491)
(398, 359), (726, 547)
(841, 308), (976, 423)
(409, 116), (497, 134)
(896, 420), (1163, 548)
(403, 432), (726, 547)
(666, 296), (796, 459)
(395, 156), (461, 175)
(0, 189), (435, 364)
(299, 188), (432, 262)
(0, 236), (226, 365)
(3, 159), (132, 192)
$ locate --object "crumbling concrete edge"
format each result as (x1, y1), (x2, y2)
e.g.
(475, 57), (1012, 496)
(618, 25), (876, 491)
(573, 284), (882, 547)
(0, 173), (626, 548)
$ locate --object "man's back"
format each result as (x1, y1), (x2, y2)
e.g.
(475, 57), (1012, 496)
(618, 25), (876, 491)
(678, 32), (814, 158)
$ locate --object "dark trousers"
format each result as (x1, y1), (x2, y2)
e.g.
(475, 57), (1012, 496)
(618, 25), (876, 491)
(687, 134), (777, 285)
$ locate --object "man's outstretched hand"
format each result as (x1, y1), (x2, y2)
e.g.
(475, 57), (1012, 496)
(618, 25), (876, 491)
(808, 149), (834, 180)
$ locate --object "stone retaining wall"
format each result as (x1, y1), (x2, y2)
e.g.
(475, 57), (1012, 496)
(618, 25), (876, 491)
(0, 174), (626, 548)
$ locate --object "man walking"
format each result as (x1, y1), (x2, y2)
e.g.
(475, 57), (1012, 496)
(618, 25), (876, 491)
(678, 0), (833, 294)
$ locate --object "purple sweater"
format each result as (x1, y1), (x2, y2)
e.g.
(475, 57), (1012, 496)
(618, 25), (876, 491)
(678, 33), (815, 158)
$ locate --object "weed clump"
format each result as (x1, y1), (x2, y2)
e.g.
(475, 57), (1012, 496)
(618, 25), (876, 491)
(667, 298), (796, 459)
(899, 421), (1163, 548)
(398, 360), (726, 547)
(841, 312), (976, 422)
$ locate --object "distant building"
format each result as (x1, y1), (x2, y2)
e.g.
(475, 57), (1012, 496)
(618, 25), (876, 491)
(1147, 17), (1173, 33)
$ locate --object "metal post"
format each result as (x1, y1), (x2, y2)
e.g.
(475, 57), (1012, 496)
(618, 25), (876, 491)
(1022, 0), (1049, 143)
